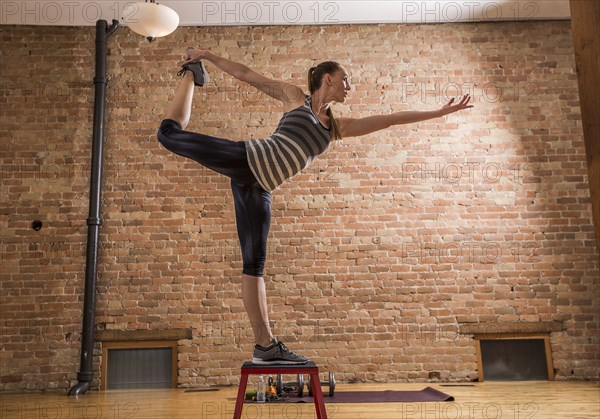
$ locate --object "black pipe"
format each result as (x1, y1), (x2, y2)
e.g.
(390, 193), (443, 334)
(68, 19), (119, 397)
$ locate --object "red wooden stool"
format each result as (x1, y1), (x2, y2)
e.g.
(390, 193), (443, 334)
(233, 361), (328, 419)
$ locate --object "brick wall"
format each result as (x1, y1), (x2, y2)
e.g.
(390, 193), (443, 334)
(1, 21), (598, 391)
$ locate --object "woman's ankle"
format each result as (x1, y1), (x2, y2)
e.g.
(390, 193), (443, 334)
(256, 338), (274, 348)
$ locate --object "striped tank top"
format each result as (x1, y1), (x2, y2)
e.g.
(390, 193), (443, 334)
(245, 96), (332, 192)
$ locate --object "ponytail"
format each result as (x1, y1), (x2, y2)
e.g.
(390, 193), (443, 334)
(307, 62), (342, 141)
(326, 107), (341, 141)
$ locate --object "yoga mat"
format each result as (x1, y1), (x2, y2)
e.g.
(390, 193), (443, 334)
(296, 387), (454, 403)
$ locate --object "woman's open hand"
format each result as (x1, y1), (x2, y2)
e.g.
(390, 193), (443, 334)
(439, 94), (473, 116)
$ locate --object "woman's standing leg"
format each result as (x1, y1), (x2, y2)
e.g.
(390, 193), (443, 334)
(232, 181), (274, 348)
(232, 180), (308, 364)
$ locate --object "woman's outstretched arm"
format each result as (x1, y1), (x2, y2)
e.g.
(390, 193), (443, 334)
(183, 49), (305, 109)
(338, 95), (473, 138)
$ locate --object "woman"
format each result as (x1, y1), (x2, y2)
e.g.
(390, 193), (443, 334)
(157, 49), (473, 365)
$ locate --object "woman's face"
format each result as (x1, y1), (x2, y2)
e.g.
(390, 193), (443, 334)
(328, 67), (351, 102)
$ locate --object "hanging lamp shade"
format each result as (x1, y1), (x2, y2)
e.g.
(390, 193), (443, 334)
(123, 0), (179, 42)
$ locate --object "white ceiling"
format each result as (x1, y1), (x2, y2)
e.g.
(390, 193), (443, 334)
(0, 0), (571, 27)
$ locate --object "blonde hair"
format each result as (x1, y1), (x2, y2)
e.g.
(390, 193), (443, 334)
(308, 62), (342, 141)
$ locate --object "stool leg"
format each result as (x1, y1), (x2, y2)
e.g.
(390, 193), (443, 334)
(309, 372), (328, 419)
(234, 372), (249, 419)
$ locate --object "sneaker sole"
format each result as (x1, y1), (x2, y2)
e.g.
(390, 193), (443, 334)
(251, 357), (309, 365)
(197, 61), (210, 84)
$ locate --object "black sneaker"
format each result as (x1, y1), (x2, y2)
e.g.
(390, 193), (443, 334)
(252, 339), (309, 365)
(177, 60), (210, 87)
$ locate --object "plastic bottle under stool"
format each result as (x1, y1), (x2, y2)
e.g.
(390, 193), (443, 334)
(256, 376), (266, 403)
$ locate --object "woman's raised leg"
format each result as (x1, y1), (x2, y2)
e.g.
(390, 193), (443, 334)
(165, 71), (195, 129)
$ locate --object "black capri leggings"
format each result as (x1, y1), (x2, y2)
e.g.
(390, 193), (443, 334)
(157, 119), (271, 277)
